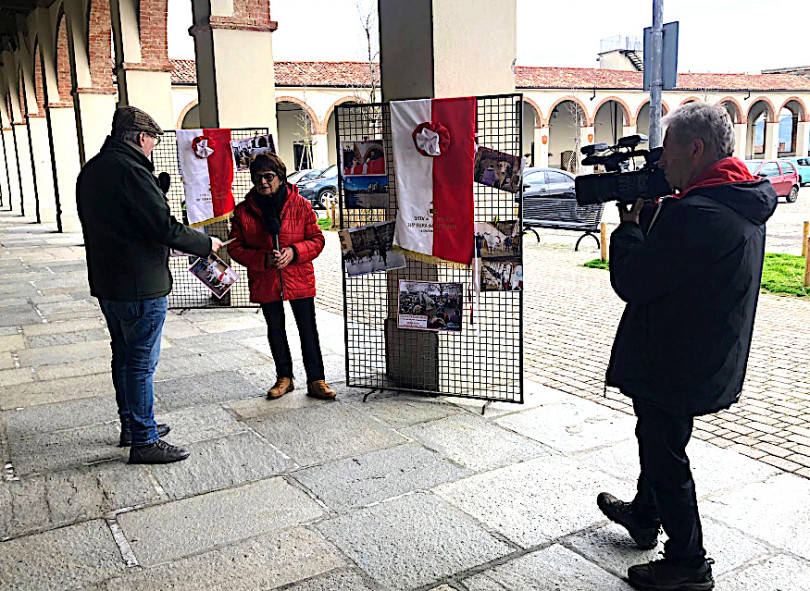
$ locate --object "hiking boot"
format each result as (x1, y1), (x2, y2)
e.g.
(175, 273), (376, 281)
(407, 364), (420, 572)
(628, 557), (714, 590)
(307, 380), (336, 400)
(129, 439), (190, 464)
(267, 377), (294, 399)
(119, 423), (171, 447)
(597, 492), (660, 549)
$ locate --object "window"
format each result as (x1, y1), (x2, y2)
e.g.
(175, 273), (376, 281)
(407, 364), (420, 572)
(547, 171), (572, 184)
(779, 161), (797, 175)
(744, 161), (760, 174)
(797, 158), (810, 166)
(759, 163), (780, 177)
(524, 171), (546, 185)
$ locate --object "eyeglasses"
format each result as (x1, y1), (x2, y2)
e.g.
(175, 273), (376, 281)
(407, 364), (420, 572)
(143, 132), (161, 146)
(252, 172), (277, 185)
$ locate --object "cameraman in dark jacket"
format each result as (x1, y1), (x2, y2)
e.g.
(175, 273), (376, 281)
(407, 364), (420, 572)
(77, 106), (222, 464)
(597, 101), (777, 591)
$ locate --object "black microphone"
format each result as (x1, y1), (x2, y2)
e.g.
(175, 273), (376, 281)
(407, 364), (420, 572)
(267, 218), (285, 300)
(157, 172), (171, 195)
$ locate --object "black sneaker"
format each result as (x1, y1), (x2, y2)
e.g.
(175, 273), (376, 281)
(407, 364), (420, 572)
(628, 557), (714, 590)
(129, 439), (190, 464)
(597, 492), (660, 549)
(119, 424), (171, 447)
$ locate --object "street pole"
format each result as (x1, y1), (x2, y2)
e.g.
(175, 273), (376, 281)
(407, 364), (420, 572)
(649, 0), (664, 148)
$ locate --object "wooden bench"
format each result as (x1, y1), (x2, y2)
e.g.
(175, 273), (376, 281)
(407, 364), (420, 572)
(522, 195), (605, 250)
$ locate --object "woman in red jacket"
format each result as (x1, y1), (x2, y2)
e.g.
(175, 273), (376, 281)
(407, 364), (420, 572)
(228, 153), (335, 400)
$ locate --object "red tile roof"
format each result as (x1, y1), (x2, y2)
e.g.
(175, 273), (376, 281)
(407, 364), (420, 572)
(170, 59), (810, 92)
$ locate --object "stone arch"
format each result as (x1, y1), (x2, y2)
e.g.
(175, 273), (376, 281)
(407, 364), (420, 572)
(718, 97), (745, 124)
(635, 99), (670, 138)
(322, 96), (369, 133)
(747, 97), (776, 123)
(276, 97), (318, 170)
(176, 99), (198, 129)
(87, 0), (114, 91)
(746, 98), (776, 159)
(547, 98), (590, 171)
(523, 96), (544, 127)
(275, 96), (319, 133)
(593, 97), (631, 146)
(634, 99), (670, 122)
(679, 96), (701, 107)
(593, 96), (632, 125)
(545, 95), (591, 127)
(780, 97), (808, 122)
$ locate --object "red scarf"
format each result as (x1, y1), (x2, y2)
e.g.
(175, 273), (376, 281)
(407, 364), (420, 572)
(678, 157), (756, 199)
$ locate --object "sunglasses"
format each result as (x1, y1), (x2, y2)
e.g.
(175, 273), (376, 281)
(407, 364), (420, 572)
(252, 172), (277, 184)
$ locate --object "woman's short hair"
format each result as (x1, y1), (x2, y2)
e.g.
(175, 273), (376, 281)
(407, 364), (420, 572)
(249, 152), (287, 183)
(662, 101), (735, 161)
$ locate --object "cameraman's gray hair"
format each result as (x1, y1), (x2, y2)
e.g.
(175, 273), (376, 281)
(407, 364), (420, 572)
(662, 101), (735, 161)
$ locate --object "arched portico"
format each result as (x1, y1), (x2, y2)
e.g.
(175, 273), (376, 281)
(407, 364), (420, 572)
(324, 97), (366, 167)
(276, 98), (316, 171)
(547, 98), (589, 172)
(746, 98), (776, 159)
(635, 100), (670, 140)
(521, 98), (542, 166)
(593, 97), (631, 146)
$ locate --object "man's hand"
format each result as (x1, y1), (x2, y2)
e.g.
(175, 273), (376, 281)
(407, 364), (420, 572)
(618, 198), (644, 225)
(210, 237), (224, 253)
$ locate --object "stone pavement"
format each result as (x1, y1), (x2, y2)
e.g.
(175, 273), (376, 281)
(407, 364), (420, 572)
(2, 208), (810, 590)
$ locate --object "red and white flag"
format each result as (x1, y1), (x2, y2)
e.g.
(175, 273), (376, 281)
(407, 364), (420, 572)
(176, 129), (235, 227)
(391, 97), (477, 265)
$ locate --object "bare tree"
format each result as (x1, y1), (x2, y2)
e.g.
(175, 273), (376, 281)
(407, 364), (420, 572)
(354, 0), (381, 137)
(562, 95), (584, 173)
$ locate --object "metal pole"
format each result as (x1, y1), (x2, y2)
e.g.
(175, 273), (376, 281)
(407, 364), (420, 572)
(649, 0), (664, 148)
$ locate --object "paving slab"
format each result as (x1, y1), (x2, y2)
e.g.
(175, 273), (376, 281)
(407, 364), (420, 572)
(15, 339), (109, 367)
(117, 476), (324, 567)
(149, 430), (294, 499)
(8, 422), (125, 475)
(153, 370), (262, 410)
(195, 314), (266, 333)
(718, 553), (810, 590)
(401, 412), (550, 472)
(234, 357), (347, 391)
(23, 328), (109, 348)
(0, 519), (126, 591)
(158, 403), (248, 445)
(225, 389), (328, 419)
(160, 318), (204, 340)
(246, 402), (405, 467)
(94, 527), (345, 591)
(3, 394), (120, 439)
(154, 346), (268, 380)
(463, 544), (630, 591)
(316, 492), (513, 591)
(495, 397), (636, 454)
(703, 473), (810, 560)
(0, 462), (160, 539)
(293, 443), (471, 512)
(280, 569), (379, 591)
(0, 310), (43, 327)
(348, 393), (460, 428)
(435, 454), (627, 548)
(0, 367), (35, 388)
(0, 334), (23, 352)
(566, 516), (771, 581)
(21, 317), (106, 336)
(0, 352), (14, 370)
(33, 355), (111, 380)
(0, 372), (112, 410)
(441, 380), (573, 418)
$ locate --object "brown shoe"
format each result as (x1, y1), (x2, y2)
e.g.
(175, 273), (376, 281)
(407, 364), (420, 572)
(307, 380), (336, 400)
(267, 377), (294, 399)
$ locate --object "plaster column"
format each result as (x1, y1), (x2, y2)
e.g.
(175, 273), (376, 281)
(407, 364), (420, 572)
(48, 106), (83, 232)
(764, 121), (780, 160)
(796, 121), (810, 158)
(312, 133), (330, 169)
(379, 0), (517, 391)
(13, 124), (37, 218)
(190, 0), (278, 135)
(733, 122), (747, 160)
(1, 128), (20, 212)
(27, 116), (58, 225)
(623, 125), (637, 140)
(579, 126), (595, 174)
(111, 0), (175, 129)
(534, 126), (549, 168)
(73, 90), (117, 165)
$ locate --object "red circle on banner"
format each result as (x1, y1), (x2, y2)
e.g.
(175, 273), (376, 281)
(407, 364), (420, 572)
(191, 135), (215, 158)
(412, 121), (451, 157)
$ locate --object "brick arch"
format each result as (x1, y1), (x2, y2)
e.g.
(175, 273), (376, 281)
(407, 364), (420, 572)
(176, 99), (198, 129)
(747, 97), (776, 122)
(322, 96), (368, 133)
(679, 96), (702, 107)
(592, 96), (633, 126)
(276, 96), (319, 133)
(718, 97), (746, 124)
(18, 68), (29, 118)
(32, 39), (46, 114)
(545, 96), (591, 127)
(87, 0), (114, 91)
(780, 96), (808, 123)
(522, 96), (544, 127)
(634, 98), (671, 121)
(54, 9), (72, 104)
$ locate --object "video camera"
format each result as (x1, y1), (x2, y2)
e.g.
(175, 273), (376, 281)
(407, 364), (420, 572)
(574, 134), (672, 205)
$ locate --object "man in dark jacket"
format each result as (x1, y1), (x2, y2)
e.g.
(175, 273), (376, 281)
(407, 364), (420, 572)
(597, 101), (777, 591)
(77, 106), (223, 464)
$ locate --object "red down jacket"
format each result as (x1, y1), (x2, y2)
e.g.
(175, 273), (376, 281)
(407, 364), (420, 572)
(227, 184), (325, 303)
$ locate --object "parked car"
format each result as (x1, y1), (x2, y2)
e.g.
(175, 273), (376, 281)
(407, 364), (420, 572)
(296, 164), (338, 208)
(522, 167), (576, 199)
(288, 168), (323, 186)
(744, 159), (800, 203)
(780, 157), (810, 186)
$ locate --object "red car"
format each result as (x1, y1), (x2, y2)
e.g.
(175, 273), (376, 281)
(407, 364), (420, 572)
(745, 159), (800, 203)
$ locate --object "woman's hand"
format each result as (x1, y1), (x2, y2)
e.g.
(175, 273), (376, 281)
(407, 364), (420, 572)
(266, 247), (295, 269)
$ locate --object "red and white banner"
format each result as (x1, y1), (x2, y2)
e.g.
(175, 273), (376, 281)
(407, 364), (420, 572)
(391, 97), (477, 265)
(176, 129), (235, 227)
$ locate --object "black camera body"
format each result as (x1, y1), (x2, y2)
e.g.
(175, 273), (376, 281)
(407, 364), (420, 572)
(574, 135), (672, 205)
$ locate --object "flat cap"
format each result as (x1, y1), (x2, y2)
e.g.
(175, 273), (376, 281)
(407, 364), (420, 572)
(111, 105), (164, 136)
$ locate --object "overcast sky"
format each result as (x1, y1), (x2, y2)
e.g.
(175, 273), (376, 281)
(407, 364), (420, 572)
(168, 0), (807, 74)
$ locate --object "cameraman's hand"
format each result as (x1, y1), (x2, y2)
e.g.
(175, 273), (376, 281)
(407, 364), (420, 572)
(617, 198), (644, 225)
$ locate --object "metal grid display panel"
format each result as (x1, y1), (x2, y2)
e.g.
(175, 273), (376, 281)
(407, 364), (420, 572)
(151, 128), (268, 309)
(337, 95), (524, 403)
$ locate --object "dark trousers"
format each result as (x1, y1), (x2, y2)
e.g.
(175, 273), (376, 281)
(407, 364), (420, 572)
(261, 297), (325, 383)
(632, 398), (706, 566)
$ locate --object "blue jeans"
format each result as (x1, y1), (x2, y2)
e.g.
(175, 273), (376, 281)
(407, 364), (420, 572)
(99, 297), (167, 446)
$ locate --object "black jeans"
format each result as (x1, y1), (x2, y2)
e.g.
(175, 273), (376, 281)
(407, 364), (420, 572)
(261, 297), (325, 383)
(632, 398), (706, 566)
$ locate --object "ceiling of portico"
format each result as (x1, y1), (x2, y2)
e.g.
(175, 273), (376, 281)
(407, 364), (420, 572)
(0, 0), (56, 53)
